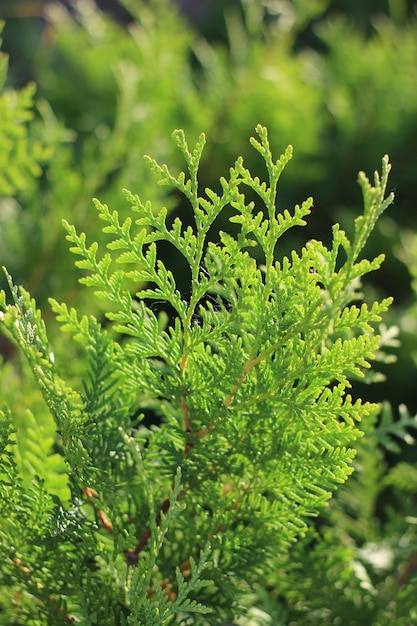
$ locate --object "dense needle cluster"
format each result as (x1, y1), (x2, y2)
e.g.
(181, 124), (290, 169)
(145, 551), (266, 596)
(0, 126), (393, 624)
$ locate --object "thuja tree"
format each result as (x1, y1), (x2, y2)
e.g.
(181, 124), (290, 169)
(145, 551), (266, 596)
(0, 126), (393, 624)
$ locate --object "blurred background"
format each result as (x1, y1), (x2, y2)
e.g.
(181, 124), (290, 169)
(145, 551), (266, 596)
(1, 0), (417, 412)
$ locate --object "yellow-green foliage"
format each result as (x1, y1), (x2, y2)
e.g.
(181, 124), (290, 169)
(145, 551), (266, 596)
(1, 2), (417, 624)
(0, 28), (47, 195)
(0, 126), (394, 624)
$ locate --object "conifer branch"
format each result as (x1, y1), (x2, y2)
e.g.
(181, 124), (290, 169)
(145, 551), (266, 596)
(0, 125), (396, 622)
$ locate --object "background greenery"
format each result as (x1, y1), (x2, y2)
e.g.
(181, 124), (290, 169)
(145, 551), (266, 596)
(1, 0), (417, 623)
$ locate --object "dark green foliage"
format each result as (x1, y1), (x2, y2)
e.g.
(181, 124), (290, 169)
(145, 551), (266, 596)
(0, 125), (394, 623)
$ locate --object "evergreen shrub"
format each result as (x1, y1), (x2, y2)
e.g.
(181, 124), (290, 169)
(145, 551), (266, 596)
(0, 124), (399, 624)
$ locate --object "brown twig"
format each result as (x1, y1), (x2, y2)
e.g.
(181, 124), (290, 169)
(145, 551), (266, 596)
(181, 388), (195, 457)
(397, 550), (417, 588)
(125, 493), (184, 566)
(124, 371), (208, 564)
(124, 364), (226, 567)
(84, 486), (113, 534)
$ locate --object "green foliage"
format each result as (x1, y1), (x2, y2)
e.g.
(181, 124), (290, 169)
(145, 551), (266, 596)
(0, 26), (47, 196)
(0, 80), (44, 196)
(0, 0), (214, 311)
(1, 3), (417, 622)
(2, 0), (417, 409)
(258, 403), (417, 626)
(0, 125), (394, 623)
